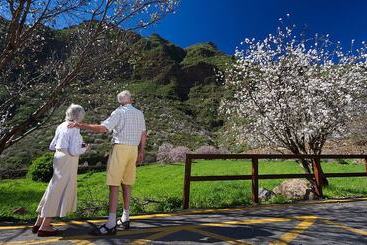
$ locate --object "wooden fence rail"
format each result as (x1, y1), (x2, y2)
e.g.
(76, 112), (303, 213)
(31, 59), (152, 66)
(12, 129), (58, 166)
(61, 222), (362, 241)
(183, 154), (367, 209)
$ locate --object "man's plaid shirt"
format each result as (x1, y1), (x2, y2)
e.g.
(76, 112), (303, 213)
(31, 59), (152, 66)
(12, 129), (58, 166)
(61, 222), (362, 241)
(101, 104), (146, 146)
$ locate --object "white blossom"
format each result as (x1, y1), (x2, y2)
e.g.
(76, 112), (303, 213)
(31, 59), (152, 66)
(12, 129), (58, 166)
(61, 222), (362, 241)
(221, 25), (367, 156)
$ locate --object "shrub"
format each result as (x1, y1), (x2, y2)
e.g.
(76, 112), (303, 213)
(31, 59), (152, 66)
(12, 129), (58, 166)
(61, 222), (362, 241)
(336, 159), (350, 165)
(168, 146), (191, 163)
(156, 143), (192, 163)
(144, 151), (157, 163)
(156, 143), (174, 163)
(27, 152), (54, 182)
(156, 196), (182, 212)
(195, 145), (221, 154)
(79, 151), (108, 166)
(218, 147), (231, 154)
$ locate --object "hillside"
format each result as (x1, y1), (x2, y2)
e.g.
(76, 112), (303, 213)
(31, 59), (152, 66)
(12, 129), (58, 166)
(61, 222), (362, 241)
(0, 26), (234, 170)
(1, 20), (365, 172)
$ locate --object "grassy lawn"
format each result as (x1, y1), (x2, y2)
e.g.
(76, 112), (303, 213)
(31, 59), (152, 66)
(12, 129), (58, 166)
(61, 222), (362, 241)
(0, 160), (366, 222)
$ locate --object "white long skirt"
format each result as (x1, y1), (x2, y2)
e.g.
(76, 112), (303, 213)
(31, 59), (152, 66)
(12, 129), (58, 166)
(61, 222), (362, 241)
(36, 150), (79, 217)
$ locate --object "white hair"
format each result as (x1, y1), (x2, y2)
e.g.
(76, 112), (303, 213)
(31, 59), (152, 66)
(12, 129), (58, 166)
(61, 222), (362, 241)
(117, 90), (132, 105)
(65, 104), (85, 122)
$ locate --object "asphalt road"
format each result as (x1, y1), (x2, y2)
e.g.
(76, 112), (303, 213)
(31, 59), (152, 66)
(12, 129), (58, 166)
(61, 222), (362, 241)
(1, 199), (366, 244)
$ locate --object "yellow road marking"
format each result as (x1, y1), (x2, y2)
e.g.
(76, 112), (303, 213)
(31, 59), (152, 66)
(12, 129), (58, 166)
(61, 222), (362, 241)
(321, 219), (367, 236)
(205, 217), (292, 227)
(3, 237), (62, 245)
(0, 217), (293, 244)
(2, 197), (367, 231)
(70, 239), (95, 245)
(53, 218), (292, 242)
(186, 227), (250, 245)
(0, 220), (102, 231)
(131, 227), (182, 245)
(63, 226), (170, 241)
(271, 216), (318, 245)
(2, 214), (367, 245)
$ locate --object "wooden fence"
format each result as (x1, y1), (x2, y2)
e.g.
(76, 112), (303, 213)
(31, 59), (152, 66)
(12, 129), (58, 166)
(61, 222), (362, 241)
(183, 154), (367, 209)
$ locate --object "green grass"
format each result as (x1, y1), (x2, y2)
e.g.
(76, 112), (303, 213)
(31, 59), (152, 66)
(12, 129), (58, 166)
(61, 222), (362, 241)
(0, 160), (366, 222)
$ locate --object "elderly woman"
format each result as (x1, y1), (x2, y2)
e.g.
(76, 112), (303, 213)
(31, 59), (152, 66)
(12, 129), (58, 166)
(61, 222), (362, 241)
(32, 104), (90, 237)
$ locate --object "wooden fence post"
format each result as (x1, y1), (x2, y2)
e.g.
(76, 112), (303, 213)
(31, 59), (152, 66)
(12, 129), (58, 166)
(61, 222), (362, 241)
(183, 155), (192, 209)
(252, 158), (259, 204)
(312, 157), (323, 198)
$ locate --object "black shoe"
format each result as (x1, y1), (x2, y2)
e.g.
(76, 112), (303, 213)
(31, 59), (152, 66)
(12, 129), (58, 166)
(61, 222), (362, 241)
(117, 218), (130, 230)
(32, 225), (40, 234)
(90, 224), (117, 236)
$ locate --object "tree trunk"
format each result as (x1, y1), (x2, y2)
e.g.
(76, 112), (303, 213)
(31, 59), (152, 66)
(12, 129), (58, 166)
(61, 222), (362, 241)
(318, 167), (329, 187)
(298, 158), (328, 199)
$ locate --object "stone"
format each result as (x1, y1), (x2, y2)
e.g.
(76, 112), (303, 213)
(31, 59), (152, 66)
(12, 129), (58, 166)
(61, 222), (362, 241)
(273, 179), (317, 200)
(258, 187), (275, 201)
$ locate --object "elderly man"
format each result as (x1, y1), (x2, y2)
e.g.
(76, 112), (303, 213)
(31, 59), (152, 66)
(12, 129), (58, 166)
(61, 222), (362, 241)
(70, 90), (147, 235)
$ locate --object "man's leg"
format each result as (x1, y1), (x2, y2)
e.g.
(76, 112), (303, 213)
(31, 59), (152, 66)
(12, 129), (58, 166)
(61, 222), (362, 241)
(106, 185), (119, 229)
(118, 146), (137, 227)
(121, 184), (131, 222)
(122, 184), (131, 210)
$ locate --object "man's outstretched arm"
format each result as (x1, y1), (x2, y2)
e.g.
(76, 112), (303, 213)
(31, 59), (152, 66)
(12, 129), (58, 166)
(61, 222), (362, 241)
(70, 122), (108, 133)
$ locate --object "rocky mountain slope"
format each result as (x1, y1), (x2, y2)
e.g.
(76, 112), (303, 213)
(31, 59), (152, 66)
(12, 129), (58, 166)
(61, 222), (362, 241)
(0, 24), (235, 170)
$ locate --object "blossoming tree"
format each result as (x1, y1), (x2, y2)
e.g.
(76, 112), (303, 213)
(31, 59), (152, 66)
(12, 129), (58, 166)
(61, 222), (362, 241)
(221, 25), (367, 187)
(0, 0), (179, 154)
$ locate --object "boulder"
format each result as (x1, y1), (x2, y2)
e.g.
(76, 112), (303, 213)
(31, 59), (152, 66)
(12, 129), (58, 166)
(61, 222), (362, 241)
(273, 179), (317, 200)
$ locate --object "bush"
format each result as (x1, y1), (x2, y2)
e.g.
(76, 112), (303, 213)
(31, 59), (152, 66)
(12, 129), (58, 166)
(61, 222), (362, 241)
(218, 147), (231, 154)
(194, 145), (221, 154)
(168, 146), (191, 163)
(156, 143), (192, 163)
(336, 159), (350, 165)
(27, 152), (54, 182)
(156, 143), (174, 163)
(79, 151), (108, 166)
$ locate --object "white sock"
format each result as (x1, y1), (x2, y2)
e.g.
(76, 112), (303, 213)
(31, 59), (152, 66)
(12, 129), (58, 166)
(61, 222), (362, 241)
(106, 212), (116, 229)
(121, 209), (129, 222)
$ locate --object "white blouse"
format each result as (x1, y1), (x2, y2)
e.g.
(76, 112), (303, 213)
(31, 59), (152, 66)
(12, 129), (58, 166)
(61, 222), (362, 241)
(49, 121), (87, 156)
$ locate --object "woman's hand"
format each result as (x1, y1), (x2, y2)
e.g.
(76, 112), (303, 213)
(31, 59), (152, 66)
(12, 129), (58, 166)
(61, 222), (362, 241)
(85, 144), (91, 152)
(82, 143), (91, 152)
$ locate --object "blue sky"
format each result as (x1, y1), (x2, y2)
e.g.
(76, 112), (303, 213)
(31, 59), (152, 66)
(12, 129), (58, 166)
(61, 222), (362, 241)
(141, 0), (367, 54)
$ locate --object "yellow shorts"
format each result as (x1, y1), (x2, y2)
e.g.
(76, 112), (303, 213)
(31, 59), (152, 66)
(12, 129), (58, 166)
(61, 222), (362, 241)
(106, 144), (138, 186)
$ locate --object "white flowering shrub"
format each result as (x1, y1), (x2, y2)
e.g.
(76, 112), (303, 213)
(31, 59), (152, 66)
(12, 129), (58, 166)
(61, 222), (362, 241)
(168, 146), (191, 163)
(156, 143), (174, 163)
(221, 24), (367, 176)
(156, 143), (191, 163)
(195, 145), (221, 154)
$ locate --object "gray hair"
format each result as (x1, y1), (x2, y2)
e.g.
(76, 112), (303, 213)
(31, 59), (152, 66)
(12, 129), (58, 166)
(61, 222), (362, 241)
(117, 90), (132, 105)
(65, 104), (85, 122)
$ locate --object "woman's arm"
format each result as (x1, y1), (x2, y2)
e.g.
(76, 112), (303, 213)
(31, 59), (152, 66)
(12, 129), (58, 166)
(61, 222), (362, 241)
(49, 127), (59, 151)
(68, 129), (88, 156)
